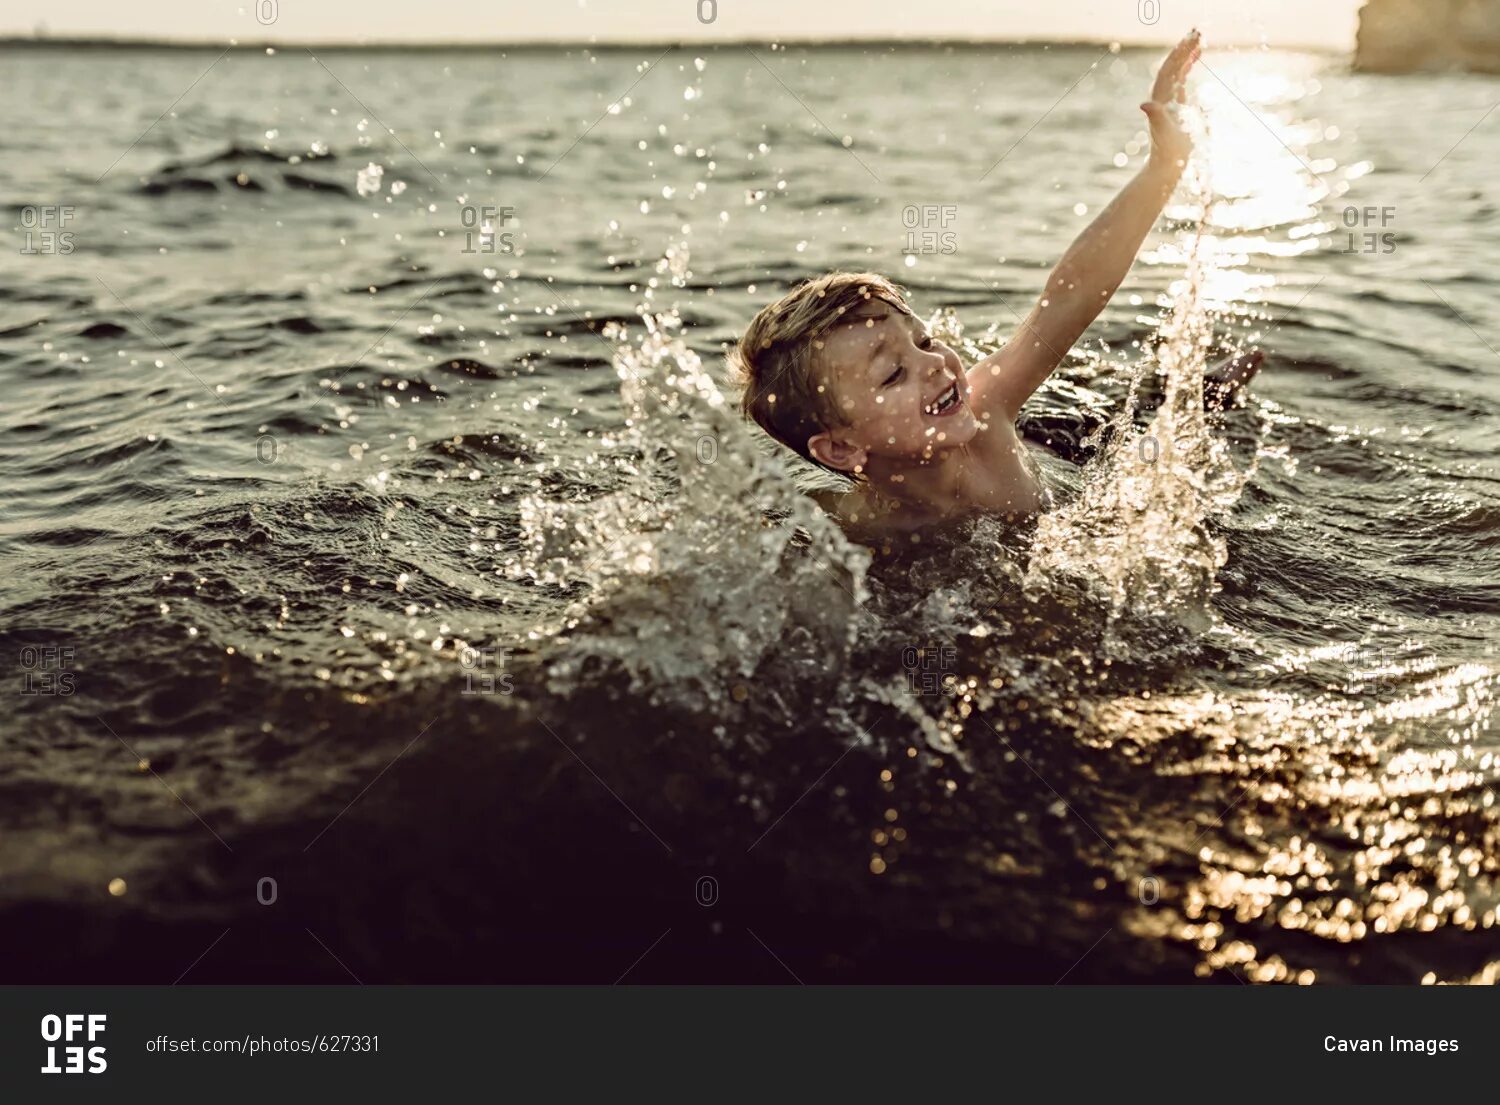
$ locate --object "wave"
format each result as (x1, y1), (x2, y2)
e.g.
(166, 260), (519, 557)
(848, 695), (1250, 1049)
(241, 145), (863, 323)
(132, 143), (351, 198)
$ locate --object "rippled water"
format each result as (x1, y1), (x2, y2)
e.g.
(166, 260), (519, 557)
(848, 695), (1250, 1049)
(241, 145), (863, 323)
(3, 42), (1497, 983)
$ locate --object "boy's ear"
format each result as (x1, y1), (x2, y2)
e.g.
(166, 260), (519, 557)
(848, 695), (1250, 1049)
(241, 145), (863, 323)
(807, 430), (867, 474)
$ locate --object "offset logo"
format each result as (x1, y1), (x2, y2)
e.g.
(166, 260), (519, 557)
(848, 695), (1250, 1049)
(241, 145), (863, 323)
(40, 1013), (107, 1074)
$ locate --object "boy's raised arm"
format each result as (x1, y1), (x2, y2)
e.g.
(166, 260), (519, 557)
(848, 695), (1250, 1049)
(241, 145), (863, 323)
(969, 30), (1201, 423)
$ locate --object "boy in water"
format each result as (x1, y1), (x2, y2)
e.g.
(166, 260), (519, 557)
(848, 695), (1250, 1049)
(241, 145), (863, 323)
(730, 31), (1258, 545)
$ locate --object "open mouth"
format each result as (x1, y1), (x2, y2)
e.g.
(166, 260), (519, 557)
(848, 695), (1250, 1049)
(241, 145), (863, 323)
(924, 381), (961, 417)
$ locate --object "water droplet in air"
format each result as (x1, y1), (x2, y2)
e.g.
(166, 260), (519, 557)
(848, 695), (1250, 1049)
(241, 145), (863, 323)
(356, 162), (385, 197)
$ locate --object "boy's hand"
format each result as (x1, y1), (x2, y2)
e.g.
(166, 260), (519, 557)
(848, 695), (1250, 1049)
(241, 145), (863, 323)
(968, 30), (1204, 421)
(1141, 30), (1200, 171)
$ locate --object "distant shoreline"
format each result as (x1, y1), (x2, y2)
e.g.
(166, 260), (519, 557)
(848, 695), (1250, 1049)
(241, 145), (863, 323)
(0, 34), (1343, 54)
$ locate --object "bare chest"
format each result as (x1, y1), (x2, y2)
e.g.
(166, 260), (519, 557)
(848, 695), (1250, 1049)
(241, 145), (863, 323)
(955, 420), (1051, 515)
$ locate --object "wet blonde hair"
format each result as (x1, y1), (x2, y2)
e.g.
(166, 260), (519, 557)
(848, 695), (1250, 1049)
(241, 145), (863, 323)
(729, 271), (914, 476)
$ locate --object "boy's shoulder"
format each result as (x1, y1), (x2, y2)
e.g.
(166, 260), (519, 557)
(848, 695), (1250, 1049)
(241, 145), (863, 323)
(810, 485), (930, 546)
(809, 485), (862, 528)
(811, 486), (882, 542)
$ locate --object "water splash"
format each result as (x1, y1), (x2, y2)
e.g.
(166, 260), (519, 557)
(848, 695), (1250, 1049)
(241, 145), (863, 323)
(506, 56), (878, 719)
(512, 293), (869, 715)
(1023, 225), (1251, 656)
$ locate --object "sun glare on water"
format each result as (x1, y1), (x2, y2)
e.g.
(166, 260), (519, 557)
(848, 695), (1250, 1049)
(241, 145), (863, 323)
(1173, 50), (1355, 312)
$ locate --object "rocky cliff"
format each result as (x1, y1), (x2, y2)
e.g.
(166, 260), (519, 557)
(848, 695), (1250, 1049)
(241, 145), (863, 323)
(1356, 0), (1500, 73)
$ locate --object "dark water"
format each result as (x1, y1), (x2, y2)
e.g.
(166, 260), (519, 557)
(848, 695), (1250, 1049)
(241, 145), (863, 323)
(3, 42), (1497, 983)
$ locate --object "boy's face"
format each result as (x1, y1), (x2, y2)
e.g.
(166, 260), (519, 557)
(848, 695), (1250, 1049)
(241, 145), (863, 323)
(808, 300), (979, 473)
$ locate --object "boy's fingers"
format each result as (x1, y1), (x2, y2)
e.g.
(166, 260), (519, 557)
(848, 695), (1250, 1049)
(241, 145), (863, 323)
(1149, 32), (1199, 106)
(1167, 31), (1197, 61)
(1155, 53), (1196, 102)
(1155, 52), (1192, 92)
(1171, 31), (1201, 67)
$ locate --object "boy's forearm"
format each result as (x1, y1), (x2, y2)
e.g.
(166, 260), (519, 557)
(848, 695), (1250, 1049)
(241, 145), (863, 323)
(1039, 156), (1183, 334)
(974, 34), (1199, 420)
(974, 156), (1183, 420)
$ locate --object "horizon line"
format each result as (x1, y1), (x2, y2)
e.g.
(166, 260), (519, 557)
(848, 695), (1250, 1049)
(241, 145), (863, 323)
(0, 33), (1346, 54)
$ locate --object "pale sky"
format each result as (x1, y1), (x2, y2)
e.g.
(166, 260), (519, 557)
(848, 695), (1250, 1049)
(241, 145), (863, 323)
(6, 0), (1365, 51)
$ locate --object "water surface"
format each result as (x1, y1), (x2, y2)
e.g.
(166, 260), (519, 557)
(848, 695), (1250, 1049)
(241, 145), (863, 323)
(2, 42), (1497, 983)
